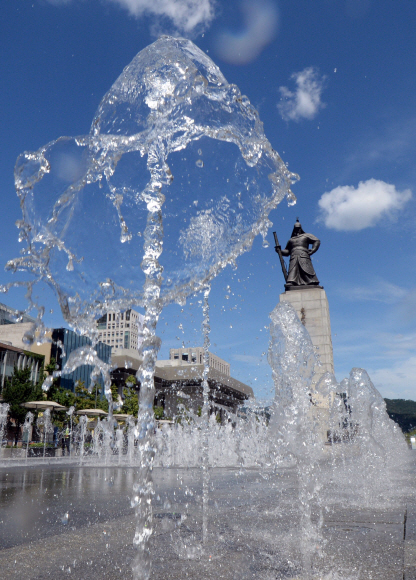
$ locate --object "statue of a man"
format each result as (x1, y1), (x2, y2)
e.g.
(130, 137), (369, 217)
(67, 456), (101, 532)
(276, 219), (320, 287)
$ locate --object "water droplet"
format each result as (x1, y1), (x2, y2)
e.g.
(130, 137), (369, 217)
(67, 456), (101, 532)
(196, 159), (204, 168)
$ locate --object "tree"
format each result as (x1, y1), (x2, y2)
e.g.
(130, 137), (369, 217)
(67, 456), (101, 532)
(121, 385), (139, 416)
(75, 380), (98, 410)
(2, 367), (42, 427)
(384, 398), (416, 433)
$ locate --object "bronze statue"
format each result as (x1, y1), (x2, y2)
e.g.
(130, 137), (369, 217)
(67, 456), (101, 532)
(274, 219), (320, 288)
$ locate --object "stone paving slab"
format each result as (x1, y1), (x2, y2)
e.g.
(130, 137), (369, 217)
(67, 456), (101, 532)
(0, 465), (412, 579)
(404, 503), (416, 580)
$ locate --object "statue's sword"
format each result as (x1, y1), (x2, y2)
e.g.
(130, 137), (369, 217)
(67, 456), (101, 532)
(273, 231), (288, 283)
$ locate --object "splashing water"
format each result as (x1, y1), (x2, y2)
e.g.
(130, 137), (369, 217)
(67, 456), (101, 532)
(36, 408), (54, 459)
(268, 302), (411, 578)
(22, 411), (34, 461)
(3, 35), (411, 580)
(0, 403), (10, 448)
(5, 37), (298, 580)
(7, 35), (297, 338)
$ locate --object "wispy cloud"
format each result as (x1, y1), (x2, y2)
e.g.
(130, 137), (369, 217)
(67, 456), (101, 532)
(367, 356), (416, 399)
(341, 116), (416, 181)
(214, 0), (278, 65)
(232, 353), (268, 365)
(277, 67), (326, 122)
(318, 178), (411, 231)
(45, 0), (215, 33)
(338, 280), (408, 304)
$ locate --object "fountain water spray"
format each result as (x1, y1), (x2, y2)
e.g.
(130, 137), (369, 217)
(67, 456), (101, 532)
(22, 411), (34, 462)
(0, 403), (9, 447)
(36, 408), (54, 459)
(4, 36), (297, 579)
(2, 34), (412, 580)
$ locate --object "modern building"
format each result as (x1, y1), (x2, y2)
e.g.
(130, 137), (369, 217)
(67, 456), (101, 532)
(0, 342), (44, 394)
(51, 328), (111, 393)
(109, 345), (253, 421)
(155, 349), (252, 420)
(96, 309), (144, 351)
(169, 347), (230, 376)
(0, 322), (52, 366)
(0, 320), (112, 393)
(0, 302), (36, 326)
(110, 348), (143, 392)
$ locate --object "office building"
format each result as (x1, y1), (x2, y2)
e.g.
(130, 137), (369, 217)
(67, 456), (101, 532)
(51, 328), (111, 393)
(168, 347), (230, 376)
(96, 309), (144, 351)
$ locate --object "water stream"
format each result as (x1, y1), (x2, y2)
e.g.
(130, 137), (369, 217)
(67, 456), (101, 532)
(1, 36), (413, 579)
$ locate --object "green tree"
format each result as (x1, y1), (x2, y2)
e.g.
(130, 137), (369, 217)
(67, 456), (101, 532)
(121, 385), (139, 416)
(2, 367), (42, 427)
(75, 380), (98, 410)
(154, 406), (164, 420)
(384, 398), (416, 433)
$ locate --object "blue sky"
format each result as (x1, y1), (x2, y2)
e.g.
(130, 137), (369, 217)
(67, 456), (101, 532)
(1, 0), (416, 401)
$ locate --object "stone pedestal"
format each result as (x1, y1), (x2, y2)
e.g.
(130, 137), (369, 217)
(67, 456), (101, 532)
(279, 286), (334, 378)
(279, 287), (335, 441)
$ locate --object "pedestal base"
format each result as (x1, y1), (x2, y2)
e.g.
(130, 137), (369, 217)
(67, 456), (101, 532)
(279, 287), (335, 442)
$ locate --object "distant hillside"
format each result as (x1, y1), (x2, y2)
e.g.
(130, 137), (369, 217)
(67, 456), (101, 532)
(384, 398), (416, 433)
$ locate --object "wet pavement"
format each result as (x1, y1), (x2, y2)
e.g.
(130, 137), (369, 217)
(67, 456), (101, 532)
(0, 462), (414, 579)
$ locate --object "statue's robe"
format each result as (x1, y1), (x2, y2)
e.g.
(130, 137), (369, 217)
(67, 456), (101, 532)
(282, 233), (320, 286)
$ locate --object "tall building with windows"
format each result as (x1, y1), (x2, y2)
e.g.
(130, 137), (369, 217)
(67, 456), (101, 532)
(168, 347), (230, 376)
(51, 328), (111, 393)
(96, 309), (144, 351)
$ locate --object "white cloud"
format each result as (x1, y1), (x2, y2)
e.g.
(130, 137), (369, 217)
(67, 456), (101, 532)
(277, 67), (326, 122)
(110, 0), (215, 32)
(45, 0), (215, 33)
(367, 356), (416, 399)
(318, 178), (412, 231)
(214, 0), (278, 65)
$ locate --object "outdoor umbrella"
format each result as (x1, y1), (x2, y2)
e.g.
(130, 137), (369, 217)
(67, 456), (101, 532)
(75, 409), (108, 416)
(113, 414), (134, 421)
(21, 401), (68, 411)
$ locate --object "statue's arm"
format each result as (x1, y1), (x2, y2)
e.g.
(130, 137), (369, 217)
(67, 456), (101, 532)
(307, 235), (320, 256)
(281, 244), (290, 256)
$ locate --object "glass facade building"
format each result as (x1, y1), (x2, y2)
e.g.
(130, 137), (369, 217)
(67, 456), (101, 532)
(51, 328), (111, 393)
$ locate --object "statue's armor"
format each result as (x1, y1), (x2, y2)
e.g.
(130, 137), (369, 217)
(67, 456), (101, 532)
(281, 233), (320, 286)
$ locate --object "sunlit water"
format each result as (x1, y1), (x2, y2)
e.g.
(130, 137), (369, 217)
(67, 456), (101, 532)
(0, 37), (414, 579)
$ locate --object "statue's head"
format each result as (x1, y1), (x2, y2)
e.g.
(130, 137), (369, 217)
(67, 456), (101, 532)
(291, 218), (305, 237)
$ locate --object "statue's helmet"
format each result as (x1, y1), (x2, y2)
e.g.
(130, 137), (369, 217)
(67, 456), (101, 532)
(291, 218), (305, 237)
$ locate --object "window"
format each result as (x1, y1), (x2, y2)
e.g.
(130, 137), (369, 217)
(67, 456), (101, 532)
(182, 354), (188, 361)
(174, 354), (179, 359)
